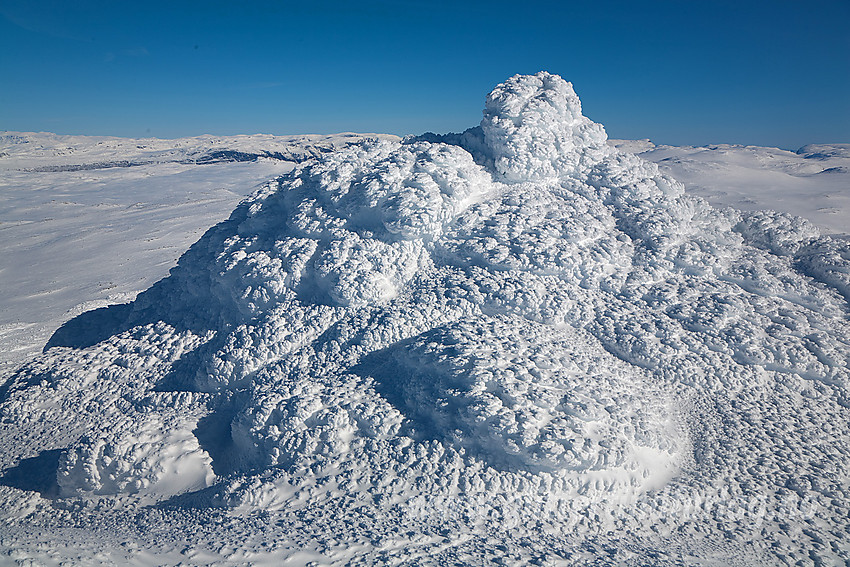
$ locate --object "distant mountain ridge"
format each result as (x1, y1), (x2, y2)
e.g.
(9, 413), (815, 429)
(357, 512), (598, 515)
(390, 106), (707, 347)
(609, 138), (850, 236)
(0, 131), (401, 171)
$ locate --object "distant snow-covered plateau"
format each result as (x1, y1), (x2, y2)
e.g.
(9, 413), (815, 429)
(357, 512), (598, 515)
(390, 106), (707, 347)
(1, 73), (848, 566)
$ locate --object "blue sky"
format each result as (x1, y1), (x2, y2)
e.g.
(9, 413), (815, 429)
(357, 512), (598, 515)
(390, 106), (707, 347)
(1, 0), (848, 149)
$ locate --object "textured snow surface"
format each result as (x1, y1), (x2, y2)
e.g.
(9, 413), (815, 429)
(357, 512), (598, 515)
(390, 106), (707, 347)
(0, 131), (399, 373)
(2, 73), (850, 565)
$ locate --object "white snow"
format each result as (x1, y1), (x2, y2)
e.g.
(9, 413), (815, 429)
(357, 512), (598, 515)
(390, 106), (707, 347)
(610, 139), (850, 236)
(0, 131), (398, 373)
(1, 72), (849, 566)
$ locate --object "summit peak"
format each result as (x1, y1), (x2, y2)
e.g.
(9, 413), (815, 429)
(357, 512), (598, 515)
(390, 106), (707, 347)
(481, 71), (609, 182)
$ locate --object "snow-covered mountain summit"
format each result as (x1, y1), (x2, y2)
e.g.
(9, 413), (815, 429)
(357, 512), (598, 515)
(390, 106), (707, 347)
(1, 72), (849, 565)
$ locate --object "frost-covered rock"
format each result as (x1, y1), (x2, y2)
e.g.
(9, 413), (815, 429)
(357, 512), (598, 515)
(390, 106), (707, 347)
(360, 315), (678, 474)
(1, 72), (849, 564)
(57, 410), (215, 500)
(482, 71), (608, 182)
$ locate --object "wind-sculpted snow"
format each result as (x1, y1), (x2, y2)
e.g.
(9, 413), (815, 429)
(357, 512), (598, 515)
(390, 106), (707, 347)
(1, 72), (849, 564)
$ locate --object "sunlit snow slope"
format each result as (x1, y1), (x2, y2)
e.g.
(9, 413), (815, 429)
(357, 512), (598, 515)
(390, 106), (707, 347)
(0, 132), (398, 372)
(1, 73), (849, 566)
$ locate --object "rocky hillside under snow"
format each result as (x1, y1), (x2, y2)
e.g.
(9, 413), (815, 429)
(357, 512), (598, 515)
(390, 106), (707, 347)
(1, 73), (848, 566)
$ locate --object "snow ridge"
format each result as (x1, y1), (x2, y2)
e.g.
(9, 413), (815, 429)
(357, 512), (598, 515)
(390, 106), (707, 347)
(1, 72), (849, 564)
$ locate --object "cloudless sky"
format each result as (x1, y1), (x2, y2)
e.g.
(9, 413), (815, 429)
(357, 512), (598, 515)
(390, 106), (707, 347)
(1, 0), (848, 149)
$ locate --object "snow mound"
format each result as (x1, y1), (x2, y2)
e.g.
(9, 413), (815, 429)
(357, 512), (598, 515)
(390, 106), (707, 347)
(482, 72), (608, 181)
(359, 315), (676, 474)
(2, 72), (849, 563)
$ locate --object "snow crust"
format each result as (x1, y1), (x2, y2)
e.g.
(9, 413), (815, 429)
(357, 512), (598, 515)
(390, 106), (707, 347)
(2, 72), (850, 565)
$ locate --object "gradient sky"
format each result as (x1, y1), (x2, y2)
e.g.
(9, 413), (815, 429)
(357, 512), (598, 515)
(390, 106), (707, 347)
(1, 0), (848, 149)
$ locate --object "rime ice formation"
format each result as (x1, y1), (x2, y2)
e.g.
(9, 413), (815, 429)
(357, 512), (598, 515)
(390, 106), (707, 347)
(482, 72), (608, 181)
(2, 72), (849, 564)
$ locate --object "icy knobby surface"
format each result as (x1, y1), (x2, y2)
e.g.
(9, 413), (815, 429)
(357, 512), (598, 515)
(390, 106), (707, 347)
(1, 72), (849, 564)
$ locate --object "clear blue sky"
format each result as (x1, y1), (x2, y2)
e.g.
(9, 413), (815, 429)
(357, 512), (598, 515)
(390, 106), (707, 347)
(1, 0), (848, 149)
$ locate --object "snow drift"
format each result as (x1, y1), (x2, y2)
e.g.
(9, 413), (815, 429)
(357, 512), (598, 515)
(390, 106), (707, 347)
(2, 72), (849, 564)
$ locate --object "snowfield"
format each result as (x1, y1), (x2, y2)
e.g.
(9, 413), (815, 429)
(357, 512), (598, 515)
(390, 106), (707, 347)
(610, 139), (850, 237)
(1, 73), (849, 566)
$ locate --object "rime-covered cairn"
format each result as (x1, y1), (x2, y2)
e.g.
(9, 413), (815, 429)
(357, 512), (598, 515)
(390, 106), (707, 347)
(2, 73), (848, 559)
